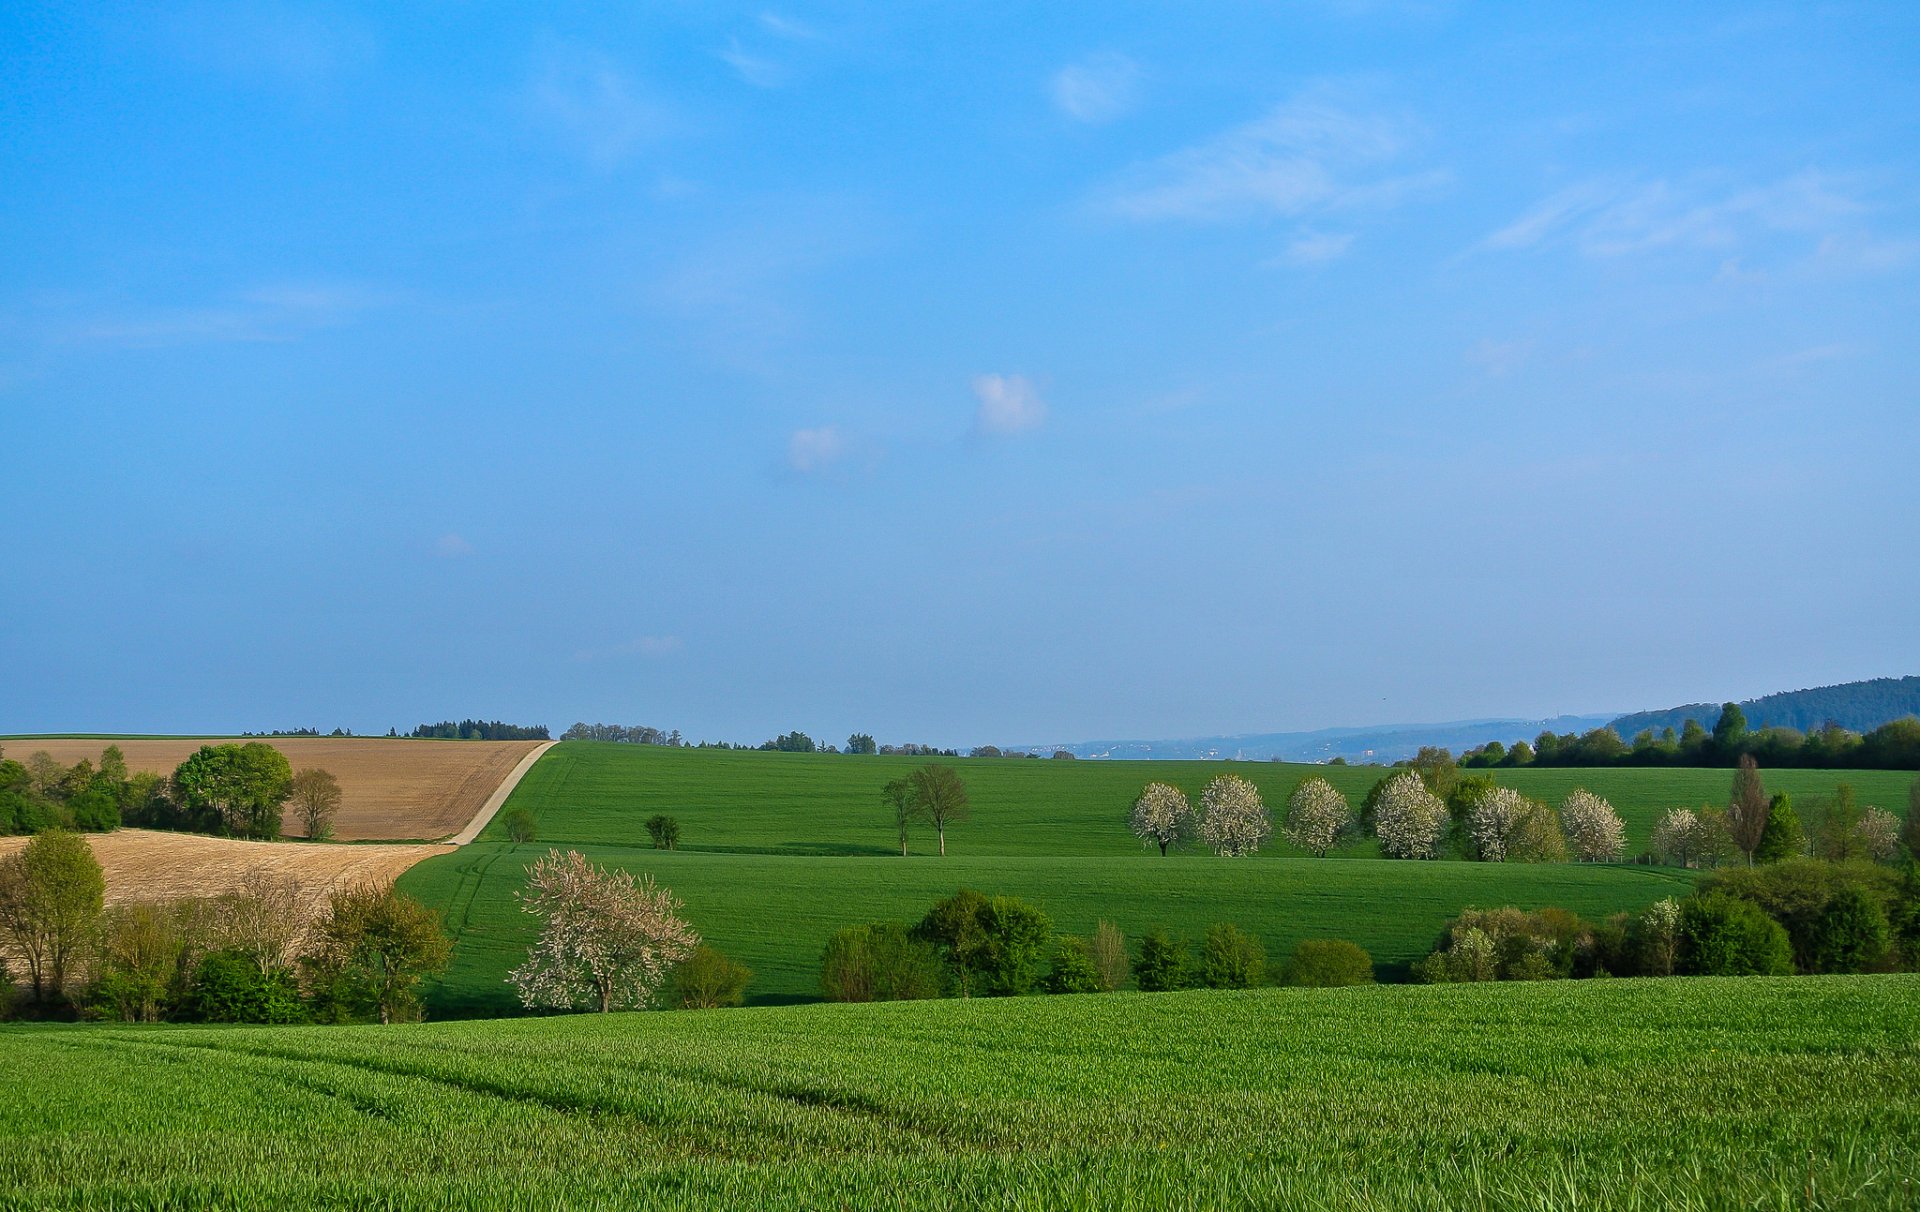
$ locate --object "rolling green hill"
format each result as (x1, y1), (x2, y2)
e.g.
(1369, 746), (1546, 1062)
(387, 742), (1920, 1014)
(6, 977), (1916, 1209)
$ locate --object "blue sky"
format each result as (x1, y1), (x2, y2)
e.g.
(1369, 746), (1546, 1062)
(3, 2), (1917, 745)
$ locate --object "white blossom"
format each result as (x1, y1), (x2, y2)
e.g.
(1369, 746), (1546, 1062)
(1198, 774), (1270, 857)
(1373, 771), (1448, 860)
(1651, 808), (1702, 868)
(1464, 786), (1529, 862)
(1857, 807), (1902, 863)
(1283, 777), (1354, 857)
(1129, 782), (1195, 856)
(508, 849), (698, 1013)
(1561, 789), (1627, 862)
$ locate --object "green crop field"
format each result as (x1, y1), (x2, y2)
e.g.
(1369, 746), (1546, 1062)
(5, 976), (1916, 1210)
(380, 742), (1920, 1014)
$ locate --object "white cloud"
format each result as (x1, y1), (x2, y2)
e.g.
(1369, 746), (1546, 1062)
(1481, 171), (1900, 266)
(787, 425), (846, 473)
(527, 43), (668, 165)
(720, 38), (787, 88)
(972, 374), (1047, 436)
(1096, 95), (1443, 223)
(1051, 52), (1141, 124)
(758, 12), (820, 41)
(1277, 230), (1355, 265)
(435, 533), (473, 558)
(58, 281), (386, 348)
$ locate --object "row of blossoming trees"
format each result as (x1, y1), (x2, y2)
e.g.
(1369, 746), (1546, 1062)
(1129, 772), (1630, 862)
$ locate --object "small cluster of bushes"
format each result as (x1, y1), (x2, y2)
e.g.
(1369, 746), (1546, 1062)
(818, 888), (1375, 1001)
(1413, 858), (1920, 983)
(0, 743), (346, 841)
(0, 830), (451, 1024)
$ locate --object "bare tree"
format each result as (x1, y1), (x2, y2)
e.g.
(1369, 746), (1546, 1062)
(214, 869), (308, 975)
(509, 850), (698, 1012)
(1089, 920), (1128, 992)
(1129, 782), (1194, 856)
(1727, 755), (1768, 865)
(907, 764), (970, 857)
(288, 768), (343, 841)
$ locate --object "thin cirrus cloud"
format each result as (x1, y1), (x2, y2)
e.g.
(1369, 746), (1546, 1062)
(1479, 171), (1913, 269)
(1095, 95), (1446, 224)
(787, 425), (847, 473)
(1051, 52), (1142, 124)
(525, 42), (671, 165)
(972, 374), (1046, 436)
(57, 281), (387, 348)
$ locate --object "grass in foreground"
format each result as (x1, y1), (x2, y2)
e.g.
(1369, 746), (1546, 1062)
(3, 976), (1916, 1210)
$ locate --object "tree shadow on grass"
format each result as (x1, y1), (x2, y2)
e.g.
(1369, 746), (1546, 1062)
(675, 842), (899, 858)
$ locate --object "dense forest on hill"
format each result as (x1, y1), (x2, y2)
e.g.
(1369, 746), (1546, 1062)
(1611, 677), (1920, 737)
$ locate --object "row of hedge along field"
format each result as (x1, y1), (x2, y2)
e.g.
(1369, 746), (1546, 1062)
(379, 742), (1920, 1012)
(5, 976), (1916, 1209)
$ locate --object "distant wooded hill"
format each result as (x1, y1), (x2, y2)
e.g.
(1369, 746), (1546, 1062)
(1610, 676), (1920, 738)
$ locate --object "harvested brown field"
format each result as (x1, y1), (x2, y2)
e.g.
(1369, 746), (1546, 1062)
(0, 829), (450, 912)
(3, 737), (548, 841)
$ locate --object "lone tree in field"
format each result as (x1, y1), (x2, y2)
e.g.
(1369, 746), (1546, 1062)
(172, 742), (293, 839)
(1372, 771), (1448, 859)
(304, 883), (451, 1024)
(288, 768), (342, 841)
(1727, 755), (1768, 865)
(0, 829), (104, 1003)
(907, 764), (970, 857)
(1283, 778), (1354, 857)
(1198, 774), (1270, 857)
(1560, 789), (1626, 862)
(883, 777), (914, 856)
(1129, 782), (1194, 856)
(645, 814), (680, 850)
(510, 849), (698, 1013)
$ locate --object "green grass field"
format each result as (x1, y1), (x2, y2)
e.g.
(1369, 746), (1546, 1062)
(5, 976), (1916, 1209)
(383, 742), (1920, 1014)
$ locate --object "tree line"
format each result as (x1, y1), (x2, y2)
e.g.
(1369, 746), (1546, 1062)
(1, 744), (344, 842)
(410, 720), (550, 741)
(1448, 704), (1920, 770)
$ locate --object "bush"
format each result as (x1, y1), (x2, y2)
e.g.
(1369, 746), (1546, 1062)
(1044, 937), (1105, 994)
(1135, 928), (1187, 992)
(1089, 920), (1128, 991)
(182, 951), (306, 1024)
(1198, 923), (1266, 989)
(820, 922), (942, 1003)
(1282, 939), (1374, 987)
(671, 945), (752, 1008)
(1700, 858), (1898, 972)
(1677, 894), (1793, 976)
(912, 890), (1052, 997)
(1809, 886), (1890, 974)
(645, 814), (680, 850)
(503, 808), (537, 843)
(1413, 907), (1587, 982)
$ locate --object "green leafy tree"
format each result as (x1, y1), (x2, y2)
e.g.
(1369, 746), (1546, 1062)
(907, 764), (970, 857)
(1816, 785), (1865, 862)
(1753, 794), (1806, 864)
(911, 889), (1050, 996)
(1727, 755), (1768, 865)
(183, 951), (305, 1023)
(645, 814), (680, 850)
(0, 829), (104, 1002)
(288, 768), (342, 840)
(304, 884), (452, 1024)
(171, 743), (293, 838)
(845, 733), (877, 755)
(88, 902), (196, 1023)
(1809, 886), (1890, 974)
(1135, 928), (1188, 992)
(1198, 923), (1266, 988)
(1089, 920), (1128, 991)
(1677, 893), (1793, 976)
(882, 777), (914, 856)
(503, 807), (537, 843)
(1409, 747), (1459, 799)
(1282, 939), (1375, 987)
(1044, 936), (1105, 994)
(819, 922), (942, 1002)
(1713, 702), (1749, 752)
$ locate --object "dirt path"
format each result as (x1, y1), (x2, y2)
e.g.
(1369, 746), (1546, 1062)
(448, 740), (555, 845)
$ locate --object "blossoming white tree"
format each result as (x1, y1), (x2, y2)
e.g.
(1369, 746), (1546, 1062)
(1129, 782), (1195, 856)
(1283, 777), (1354, 857)
(1198, 774), (1270, 857)
(1561, 789), (1627, 862)
(1464, 786), (1532, 862)
(1373, 771), (1448, 860)
(508, 849), (698, 1013)
(1857, 807), (1902, 862)
(1651, 808), (1702, 868)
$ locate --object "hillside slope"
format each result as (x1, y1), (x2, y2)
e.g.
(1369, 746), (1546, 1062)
(1610, 675), (1920, 737)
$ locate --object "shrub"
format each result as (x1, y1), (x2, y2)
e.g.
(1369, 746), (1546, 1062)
(1701, 858), (1898, 973)
(1089, 920), (1128, 992)
(820, 922), (941, 1002)
(645, 814), (680, 851)
(1283, 779), (1354, 857)
(671, 945), (752, 1008)
(1373, 772), (1447, 860)
(1414, 907), (1588, 982)
(305, 884), (452, 1024)
(1560, 790), (1625, 862)
(1677, 894), (1793, 976)
(1809, 886), (1890, 974)
(1198, 923), (1265, 989)
(1282, 939), (1374, 987)
(912, 890), (1052, 997)
(87, 902), (197, 1023)
(182, 951), (306, 1024)
(1135, 928), (1188, 992)
(503, 808), (537, 843)
(1044, 937), (1105, 994)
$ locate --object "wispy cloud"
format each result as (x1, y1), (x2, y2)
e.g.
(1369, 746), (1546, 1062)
(1275, 230), (1356, 266)
(1051, 52), (1142, 124)
(973, 374), (1046, 436)
(526, 42), (670, 165)
(720, 39), (787, 88)
(787, 425), (846, 473)
(1480, 171), (1909, 268)
(1095, 94), (1444, 223)
(758, 12), (821, 42)
(54, 282), (387, 348)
